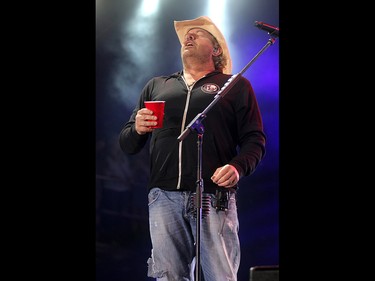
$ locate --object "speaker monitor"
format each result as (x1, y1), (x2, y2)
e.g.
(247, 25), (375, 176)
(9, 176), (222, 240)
(249, 265), (279, 281)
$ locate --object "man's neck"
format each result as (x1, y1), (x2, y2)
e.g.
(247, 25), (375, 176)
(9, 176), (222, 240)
(183, 66), (215, 83)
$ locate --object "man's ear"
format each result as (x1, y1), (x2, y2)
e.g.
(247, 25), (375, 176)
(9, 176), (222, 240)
(213, 47), (222, 56)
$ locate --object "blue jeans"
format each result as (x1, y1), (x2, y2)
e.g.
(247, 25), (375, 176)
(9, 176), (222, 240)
(147, 188), (240, 281)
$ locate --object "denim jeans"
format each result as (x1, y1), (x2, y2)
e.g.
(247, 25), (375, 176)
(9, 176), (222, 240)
(147, 187), (240, 281)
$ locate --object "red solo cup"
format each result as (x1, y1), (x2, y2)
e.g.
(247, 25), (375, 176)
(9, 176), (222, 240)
(144, 101), (165, 128)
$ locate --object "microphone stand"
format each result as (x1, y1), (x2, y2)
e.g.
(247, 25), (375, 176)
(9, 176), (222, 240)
(177, 36), (277, 281)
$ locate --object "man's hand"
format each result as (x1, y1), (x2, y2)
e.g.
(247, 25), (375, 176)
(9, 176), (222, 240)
(211, 164), (240, 188)
(135, 108), (158, 135)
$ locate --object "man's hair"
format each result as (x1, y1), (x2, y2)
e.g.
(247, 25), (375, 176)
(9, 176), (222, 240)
(209, 33), (227, 73)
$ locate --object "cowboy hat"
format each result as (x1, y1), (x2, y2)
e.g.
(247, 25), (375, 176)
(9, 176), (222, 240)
(174, 16), (232, 75)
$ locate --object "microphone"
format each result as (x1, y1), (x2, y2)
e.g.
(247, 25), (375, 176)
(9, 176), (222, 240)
(254, 21), (279, 37)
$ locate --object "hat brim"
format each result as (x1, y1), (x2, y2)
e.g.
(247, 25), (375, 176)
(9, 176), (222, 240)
(174, 16), (232, 75)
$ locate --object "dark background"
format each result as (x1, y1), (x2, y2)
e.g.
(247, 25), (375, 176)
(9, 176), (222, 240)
(96, 0), (279, 280)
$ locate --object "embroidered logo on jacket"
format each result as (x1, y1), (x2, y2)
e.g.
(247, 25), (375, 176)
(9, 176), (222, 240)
(201, 83), (220, 94)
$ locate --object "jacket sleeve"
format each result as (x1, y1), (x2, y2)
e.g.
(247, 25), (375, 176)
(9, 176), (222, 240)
(119, 108), (149, 155)
(229, 77), (266, 178)
(118, 82), (152, 155)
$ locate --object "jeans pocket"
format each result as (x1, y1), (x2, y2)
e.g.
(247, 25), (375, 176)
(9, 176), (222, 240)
(148, 187), (161, 206)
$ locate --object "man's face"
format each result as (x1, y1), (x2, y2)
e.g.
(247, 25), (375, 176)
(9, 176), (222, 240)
(181, 28), (216, 62)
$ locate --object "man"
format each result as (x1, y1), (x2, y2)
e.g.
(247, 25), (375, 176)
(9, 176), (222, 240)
(119, 16), (266, 281)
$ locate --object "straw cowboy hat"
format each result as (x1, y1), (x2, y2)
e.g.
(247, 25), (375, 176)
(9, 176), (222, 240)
(174, 16), (232, 75)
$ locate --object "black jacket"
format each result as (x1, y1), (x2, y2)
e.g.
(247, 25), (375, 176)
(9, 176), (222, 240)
(119, 70), (266, 194)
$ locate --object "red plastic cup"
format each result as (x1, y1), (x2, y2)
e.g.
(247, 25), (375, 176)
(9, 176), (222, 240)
(144, 101), (165, 128)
